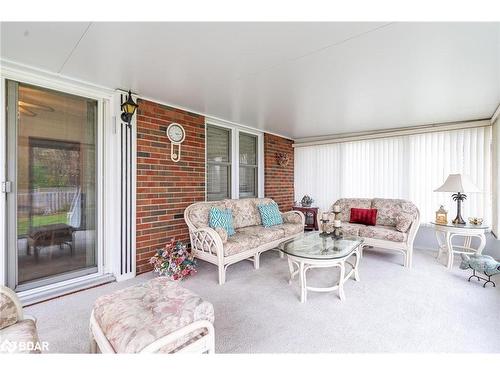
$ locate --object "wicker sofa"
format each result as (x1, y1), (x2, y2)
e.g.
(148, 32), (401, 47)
(323, 198), (420, 267)
(184, 198), (305, 284)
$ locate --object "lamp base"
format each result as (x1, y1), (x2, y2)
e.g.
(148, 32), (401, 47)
(452, 195), (466, 225)
(452, 216), (466, 225)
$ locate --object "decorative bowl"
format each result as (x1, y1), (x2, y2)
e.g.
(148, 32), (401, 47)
(468, 217), (483, 226)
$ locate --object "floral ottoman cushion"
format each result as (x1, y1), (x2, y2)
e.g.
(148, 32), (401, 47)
(92, 277), (214, 353)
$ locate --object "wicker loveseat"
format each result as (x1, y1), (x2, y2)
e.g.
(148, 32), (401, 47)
(184, 198), (305, 284)
(324, 198), (420, 267)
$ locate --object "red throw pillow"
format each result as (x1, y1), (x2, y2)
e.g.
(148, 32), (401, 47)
(350, 208), (378, 226)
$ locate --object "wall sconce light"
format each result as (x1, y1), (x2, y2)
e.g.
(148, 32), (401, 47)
(120, 90), (138, 127)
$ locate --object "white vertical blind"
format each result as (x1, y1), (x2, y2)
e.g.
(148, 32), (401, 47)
(295, 126), (492, 224)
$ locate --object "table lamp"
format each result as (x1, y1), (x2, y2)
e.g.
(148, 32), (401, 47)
(434, 174), (480, 225)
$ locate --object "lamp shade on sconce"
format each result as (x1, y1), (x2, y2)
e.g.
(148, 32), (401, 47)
(434, 174), (480, 193)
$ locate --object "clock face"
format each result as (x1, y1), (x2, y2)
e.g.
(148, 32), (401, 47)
(167, 123), (185, 143)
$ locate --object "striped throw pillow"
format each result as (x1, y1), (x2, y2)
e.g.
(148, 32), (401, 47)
(258, 202), (283, 227)
(209, 207), (235, 236)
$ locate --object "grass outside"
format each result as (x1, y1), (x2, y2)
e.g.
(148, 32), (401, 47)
(17, 212), (68, 236)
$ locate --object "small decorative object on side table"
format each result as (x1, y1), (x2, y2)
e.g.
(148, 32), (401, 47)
(150, 240), (197, 280)
(435, 205), (448, 224)
(293, 205), (319, 231)
(300, 195), (314, 207)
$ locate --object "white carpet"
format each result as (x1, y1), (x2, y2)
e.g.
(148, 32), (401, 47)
(26, 248), (500, 353)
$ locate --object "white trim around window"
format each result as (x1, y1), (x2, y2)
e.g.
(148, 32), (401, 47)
(205, 117), (264, 200)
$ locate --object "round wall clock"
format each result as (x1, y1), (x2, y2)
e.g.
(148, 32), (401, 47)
(166, 123), (186, 162)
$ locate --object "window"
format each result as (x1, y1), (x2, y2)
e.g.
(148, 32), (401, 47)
(295, 126), (492, 224)
(206, 123), (263, 201)
(239, 133), (258, 198)
(207, 125), (232, 201)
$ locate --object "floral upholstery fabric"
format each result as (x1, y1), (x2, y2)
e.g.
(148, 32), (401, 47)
(371, 198), (418, 227)
(282, 211), (303, 224)
(332, 198), (372, 222)
(186, 201), (227, 228)
(395, 212), (414, 233)
(0, 319), (41, 353)
(0, 292), (19, 330)
(275, 223), (304, 237)
(214, 227), (228, 243)
(92, 277), (214, 353)
(222, 231), (262, 256)
(359, 225), (408, 242)
(238, 225), (285, 244)
(226, 198), (275, 229)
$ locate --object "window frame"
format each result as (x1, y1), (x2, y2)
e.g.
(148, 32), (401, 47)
(205, 118), (264, 201)
(238, 132), (259, 198)
(206, 124), (232, 201)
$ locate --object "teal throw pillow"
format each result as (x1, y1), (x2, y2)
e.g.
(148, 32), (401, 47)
(258, 202), (283, 227)
(209, 207), (235, 236)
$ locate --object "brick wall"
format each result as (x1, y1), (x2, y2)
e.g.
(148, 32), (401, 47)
(135, 99), (205, 274)
(264, 133), (295, 212)
(135, 99), (294, 274)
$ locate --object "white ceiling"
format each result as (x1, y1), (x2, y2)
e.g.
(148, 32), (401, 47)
(1, 22), (499, 139)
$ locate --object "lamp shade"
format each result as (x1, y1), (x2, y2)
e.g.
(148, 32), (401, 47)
(434, 174), (481, 193)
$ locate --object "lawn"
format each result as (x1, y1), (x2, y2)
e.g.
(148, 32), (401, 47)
(17, 212), (68, 236)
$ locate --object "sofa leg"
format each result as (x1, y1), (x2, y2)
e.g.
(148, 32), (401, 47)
(254, 254), (260, 270)
(218, 265), (226, 285)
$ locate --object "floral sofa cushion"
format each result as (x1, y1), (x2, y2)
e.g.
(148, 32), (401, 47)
(0, 292), (18, 330)
(92, 277), (214, 353)
(371, 198), (418, 227)
(222, 231), (262, 256)
(221, 222), (303, 257)
(333, 198), (372, 222)
(185, 201), (228, 229)
(277, 223), (304, 237)
(359, 225), (408, 243)
(0, 319), (41, 353)
(226, 198), (275, 229)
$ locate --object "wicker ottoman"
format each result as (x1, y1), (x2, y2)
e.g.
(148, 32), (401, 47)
(89, 277), (215, 353)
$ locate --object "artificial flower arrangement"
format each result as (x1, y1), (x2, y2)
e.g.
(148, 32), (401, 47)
(149, 240), (197, 280)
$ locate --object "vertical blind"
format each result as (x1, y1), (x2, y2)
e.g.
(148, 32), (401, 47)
(207, 125), (231, 201)
(295, 126), (492, 224)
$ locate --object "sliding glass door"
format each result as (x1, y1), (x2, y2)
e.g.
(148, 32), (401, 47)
(6, 80), (98, 290)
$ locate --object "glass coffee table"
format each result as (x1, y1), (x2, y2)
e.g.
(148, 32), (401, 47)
(282, 232), (363, 303)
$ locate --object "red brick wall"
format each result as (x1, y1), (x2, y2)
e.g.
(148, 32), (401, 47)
(135, 99), (295, 274)
(264, 133), (295, 212)
(135, 99), (205, 274)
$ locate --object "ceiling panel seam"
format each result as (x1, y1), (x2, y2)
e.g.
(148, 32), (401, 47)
(236, 22), (395, 80)
(57, 22), (93, 73)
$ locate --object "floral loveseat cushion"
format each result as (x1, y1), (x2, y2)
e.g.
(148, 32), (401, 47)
(92, 277), (214, 353)
(327, 198), (418, 243)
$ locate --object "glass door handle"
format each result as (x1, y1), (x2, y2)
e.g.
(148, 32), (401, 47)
(1, 181), (12, 193)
